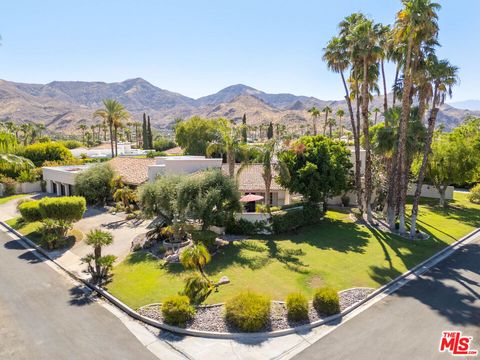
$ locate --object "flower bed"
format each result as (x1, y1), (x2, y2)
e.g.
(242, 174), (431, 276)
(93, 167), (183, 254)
(137, 288), (373, 333)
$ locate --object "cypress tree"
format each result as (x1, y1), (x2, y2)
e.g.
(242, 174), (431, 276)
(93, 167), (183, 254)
(241, 113), (247, 143)
(142, 113), (147, 149)
(267, 121), (274, 139)
(147, 115), (153, 149)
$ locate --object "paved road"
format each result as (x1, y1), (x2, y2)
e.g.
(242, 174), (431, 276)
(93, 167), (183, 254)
(295, 237), (480, 360)
(0, 229), (157, 360)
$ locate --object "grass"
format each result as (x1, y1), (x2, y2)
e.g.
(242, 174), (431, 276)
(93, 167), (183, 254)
(106, 193), (479, 309)
(0, 194), (27, 205)
(5, 216), (84, 247)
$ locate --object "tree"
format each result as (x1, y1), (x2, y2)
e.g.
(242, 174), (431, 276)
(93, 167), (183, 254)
(423, 131), (479, 207)
(267, 122), (274, 139)
(206, 119), (242, 178)
(409, 57), (459, 237)
(322, 106), (332, 135)
(113, 186), (136, 213)
(336, 109), (345, 138)
(277, 135), (353, 210)
(78, 124), (87, 144)
(308, 107), (320, 135)
(138, 174), (182, 223)
(18, 142), (73, 167)
(74, 163), (115, 205)
(327, 118), (336, 138)
(94, 100), (130, 157)
(146, 115), (153, 149)
(175, 116), (222, 155)
(392, 0), (441, 233)
(0, 132), (34, 178)
(180, 242), (211, 280)
(241, 113), (248, 143)
(372, 107), (381, 125)
(82, 229), (116, 283)
(142, 113), (147, 149)
(177, 169), (241, 230)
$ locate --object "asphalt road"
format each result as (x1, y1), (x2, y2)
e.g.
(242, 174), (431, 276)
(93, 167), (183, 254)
(0, 229), (157, 360)
(295, 237), (480, 360)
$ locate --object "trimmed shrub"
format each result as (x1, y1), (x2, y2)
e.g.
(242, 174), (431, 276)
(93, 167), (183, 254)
(59, 140), (83, 149)
(161, 295), (195, 326)
(468, 184), (480, 204)
(225, 291), (270, 332)
(18, 142), (73, 167)
(146, 151), (166, 158)
(225, 217), (268, 235)
(153, 138), (176, 152)
(312, 287), (340, 315)
(74, 163), (115, 204)
(38, 196), (86, 223)
(286, 293), (309, 322)
(271, 203), (322, 234)
(18, 200), (42, 222)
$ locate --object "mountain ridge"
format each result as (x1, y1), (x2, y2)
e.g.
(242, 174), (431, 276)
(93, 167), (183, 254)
(0, 78), (477, 132)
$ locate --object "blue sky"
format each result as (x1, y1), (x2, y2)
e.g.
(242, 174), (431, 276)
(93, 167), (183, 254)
(0, 0), (478, 101)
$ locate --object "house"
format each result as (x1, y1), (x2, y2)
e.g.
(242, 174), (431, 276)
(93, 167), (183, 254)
(70, 142), (149, 159)
(223, 164), (291, 207)
(147, 156), (223, 182)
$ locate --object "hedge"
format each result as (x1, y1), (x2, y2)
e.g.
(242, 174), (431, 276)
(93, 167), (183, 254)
(18, 200), (42, 222)
(271, 203), (322, 234)
(38, 196), (86, 222)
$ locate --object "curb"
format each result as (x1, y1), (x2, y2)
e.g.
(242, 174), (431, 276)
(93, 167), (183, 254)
(1, 220), (479, 339)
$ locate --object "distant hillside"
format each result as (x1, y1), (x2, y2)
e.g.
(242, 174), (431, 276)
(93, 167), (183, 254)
(0, 78), (477, 133)
(448, 99), (480, 111)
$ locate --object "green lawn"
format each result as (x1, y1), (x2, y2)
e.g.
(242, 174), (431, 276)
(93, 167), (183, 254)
(104, 193), (479, 309)
(0, 194), (27, 205)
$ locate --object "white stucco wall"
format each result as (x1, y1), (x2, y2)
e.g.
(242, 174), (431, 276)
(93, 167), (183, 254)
(148, 156), (223, 182)
(407, 184), (454, 200)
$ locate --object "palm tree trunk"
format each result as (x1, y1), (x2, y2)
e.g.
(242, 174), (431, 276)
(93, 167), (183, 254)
(340, 71), (362, 211)
(397, 36), (414, 234)
(227, 150), (235, 178)
(410, 102), (439, 238)
(312, 117), (317, 136)
(323, 113), (328, 135)
(114, 127), (118, 156)
(392, 64), (400, 110)
(381, 59), (388, 115)
(109, 124), (114, 158)
(361, 57), (373, 222)
(94, 246), (102, 280)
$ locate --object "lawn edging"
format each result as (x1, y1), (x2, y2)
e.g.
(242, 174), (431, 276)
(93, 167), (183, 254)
(1, 220), (479, 339)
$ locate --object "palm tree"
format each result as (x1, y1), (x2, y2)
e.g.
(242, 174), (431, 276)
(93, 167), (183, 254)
(372, 107), (381, 124)
(321, 106), (332, 135)
(392, 0), (441, 233)
(93, 99), (130, 157)
(323, 32), (363, 209)
(0, 132), (34, 175)
(20, 123), (31, 146)
(409, 58), (458, 238)
(206, 120), (243, 178)
(113, 186), (136, 213)
(101, 123), (108, 141)
(307, 107), (320, 135)
(336, 109), (345, 138)
(84, 229), (114, 281)
(180, 243), (211, 280)
(327, 118), (337, 138)
(78, 124), (87, 144)
(377, 24), (391, 115)
(348, 17), (382, 223)
(90, 124), (97, 142)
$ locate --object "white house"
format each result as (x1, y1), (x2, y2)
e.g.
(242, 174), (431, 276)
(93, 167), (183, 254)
(43, 164), (92, 196)
(70, 142), (149, 159)
(147, 156), (223, 182)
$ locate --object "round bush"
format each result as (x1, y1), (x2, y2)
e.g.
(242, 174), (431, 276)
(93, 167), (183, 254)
(313, 287), (340, 315)
(468, 184), (480, 204)
(286, 293), (309, 321)
(225, 291), (270, 332)
(161, 295), (195, 327)
(18, 200), (42, 222)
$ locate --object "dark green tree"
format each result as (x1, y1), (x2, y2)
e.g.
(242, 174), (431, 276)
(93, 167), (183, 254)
(142, 113), (147, 150)
(267, 122), (274, 139)
(241, 113), (247, 143)
(147, 115), (153, 149)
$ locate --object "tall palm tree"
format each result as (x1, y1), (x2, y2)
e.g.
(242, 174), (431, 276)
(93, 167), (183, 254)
(409, 58), (458, 237)
(321, 106), (332, 135)
(391, 0), (441, 233)
(78, 124), (87, 144)
(20, 123), (32, 146)
(90, 124), (97, 142)
(327, 118), (337, 138)
(377, 24), (391, 115)
(336, 109), (345, 138)
(348, 17), (382, 222)
(372, 107), (381, 124)
(93, 99), (130, 157)
(307, 107), (320, 135)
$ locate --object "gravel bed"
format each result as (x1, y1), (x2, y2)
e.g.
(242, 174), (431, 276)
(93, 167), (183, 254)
(138, 287), (374, 333)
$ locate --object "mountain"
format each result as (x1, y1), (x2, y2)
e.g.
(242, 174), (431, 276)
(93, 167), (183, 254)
(0, 78), (477, 133)
(448, 99), (480, 111)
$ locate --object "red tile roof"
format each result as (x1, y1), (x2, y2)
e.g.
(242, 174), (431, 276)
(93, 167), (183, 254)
(108, 157), (155, 185)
